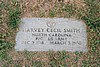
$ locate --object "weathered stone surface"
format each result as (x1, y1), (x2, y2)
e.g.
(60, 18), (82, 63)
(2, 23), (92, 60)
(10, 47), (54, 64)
(15, 18), (88, 52)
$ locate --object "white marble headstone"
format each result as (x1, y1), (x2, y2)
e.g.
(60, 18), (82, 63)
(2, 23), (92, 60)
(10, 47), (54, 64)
(15, 18), (88, 52)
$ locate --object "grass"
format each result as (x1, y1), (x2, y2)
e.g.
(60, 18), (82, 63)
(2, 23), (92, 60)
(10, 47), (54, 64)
(0, 0), (20, 66)
(0, 33), (15, 61)
(0, 0), (100, 67)
(48, 51), (67, 67)
(82, 0), (100, 29)
(8, 8), (21, 28)
(8, 0), (21, 28)
(49, 10), (55, 17)
(62, 4), (75, 18)
(32, 60), (43, 67)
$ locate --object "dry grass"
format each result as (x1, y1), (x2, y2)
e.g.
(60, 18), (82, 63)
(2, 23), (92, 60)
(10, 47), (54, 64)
(20, 0), (86, 18)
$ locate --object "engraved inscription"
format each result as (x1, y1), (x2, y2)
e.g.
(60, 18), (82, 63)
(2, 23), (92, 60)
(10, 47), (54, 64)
(15, 18), (88, 52)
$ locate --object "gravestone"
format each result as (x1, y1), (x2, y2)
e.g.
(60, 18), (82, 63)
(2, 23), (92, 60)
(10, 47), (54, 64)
(15, 18), (88, 52)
